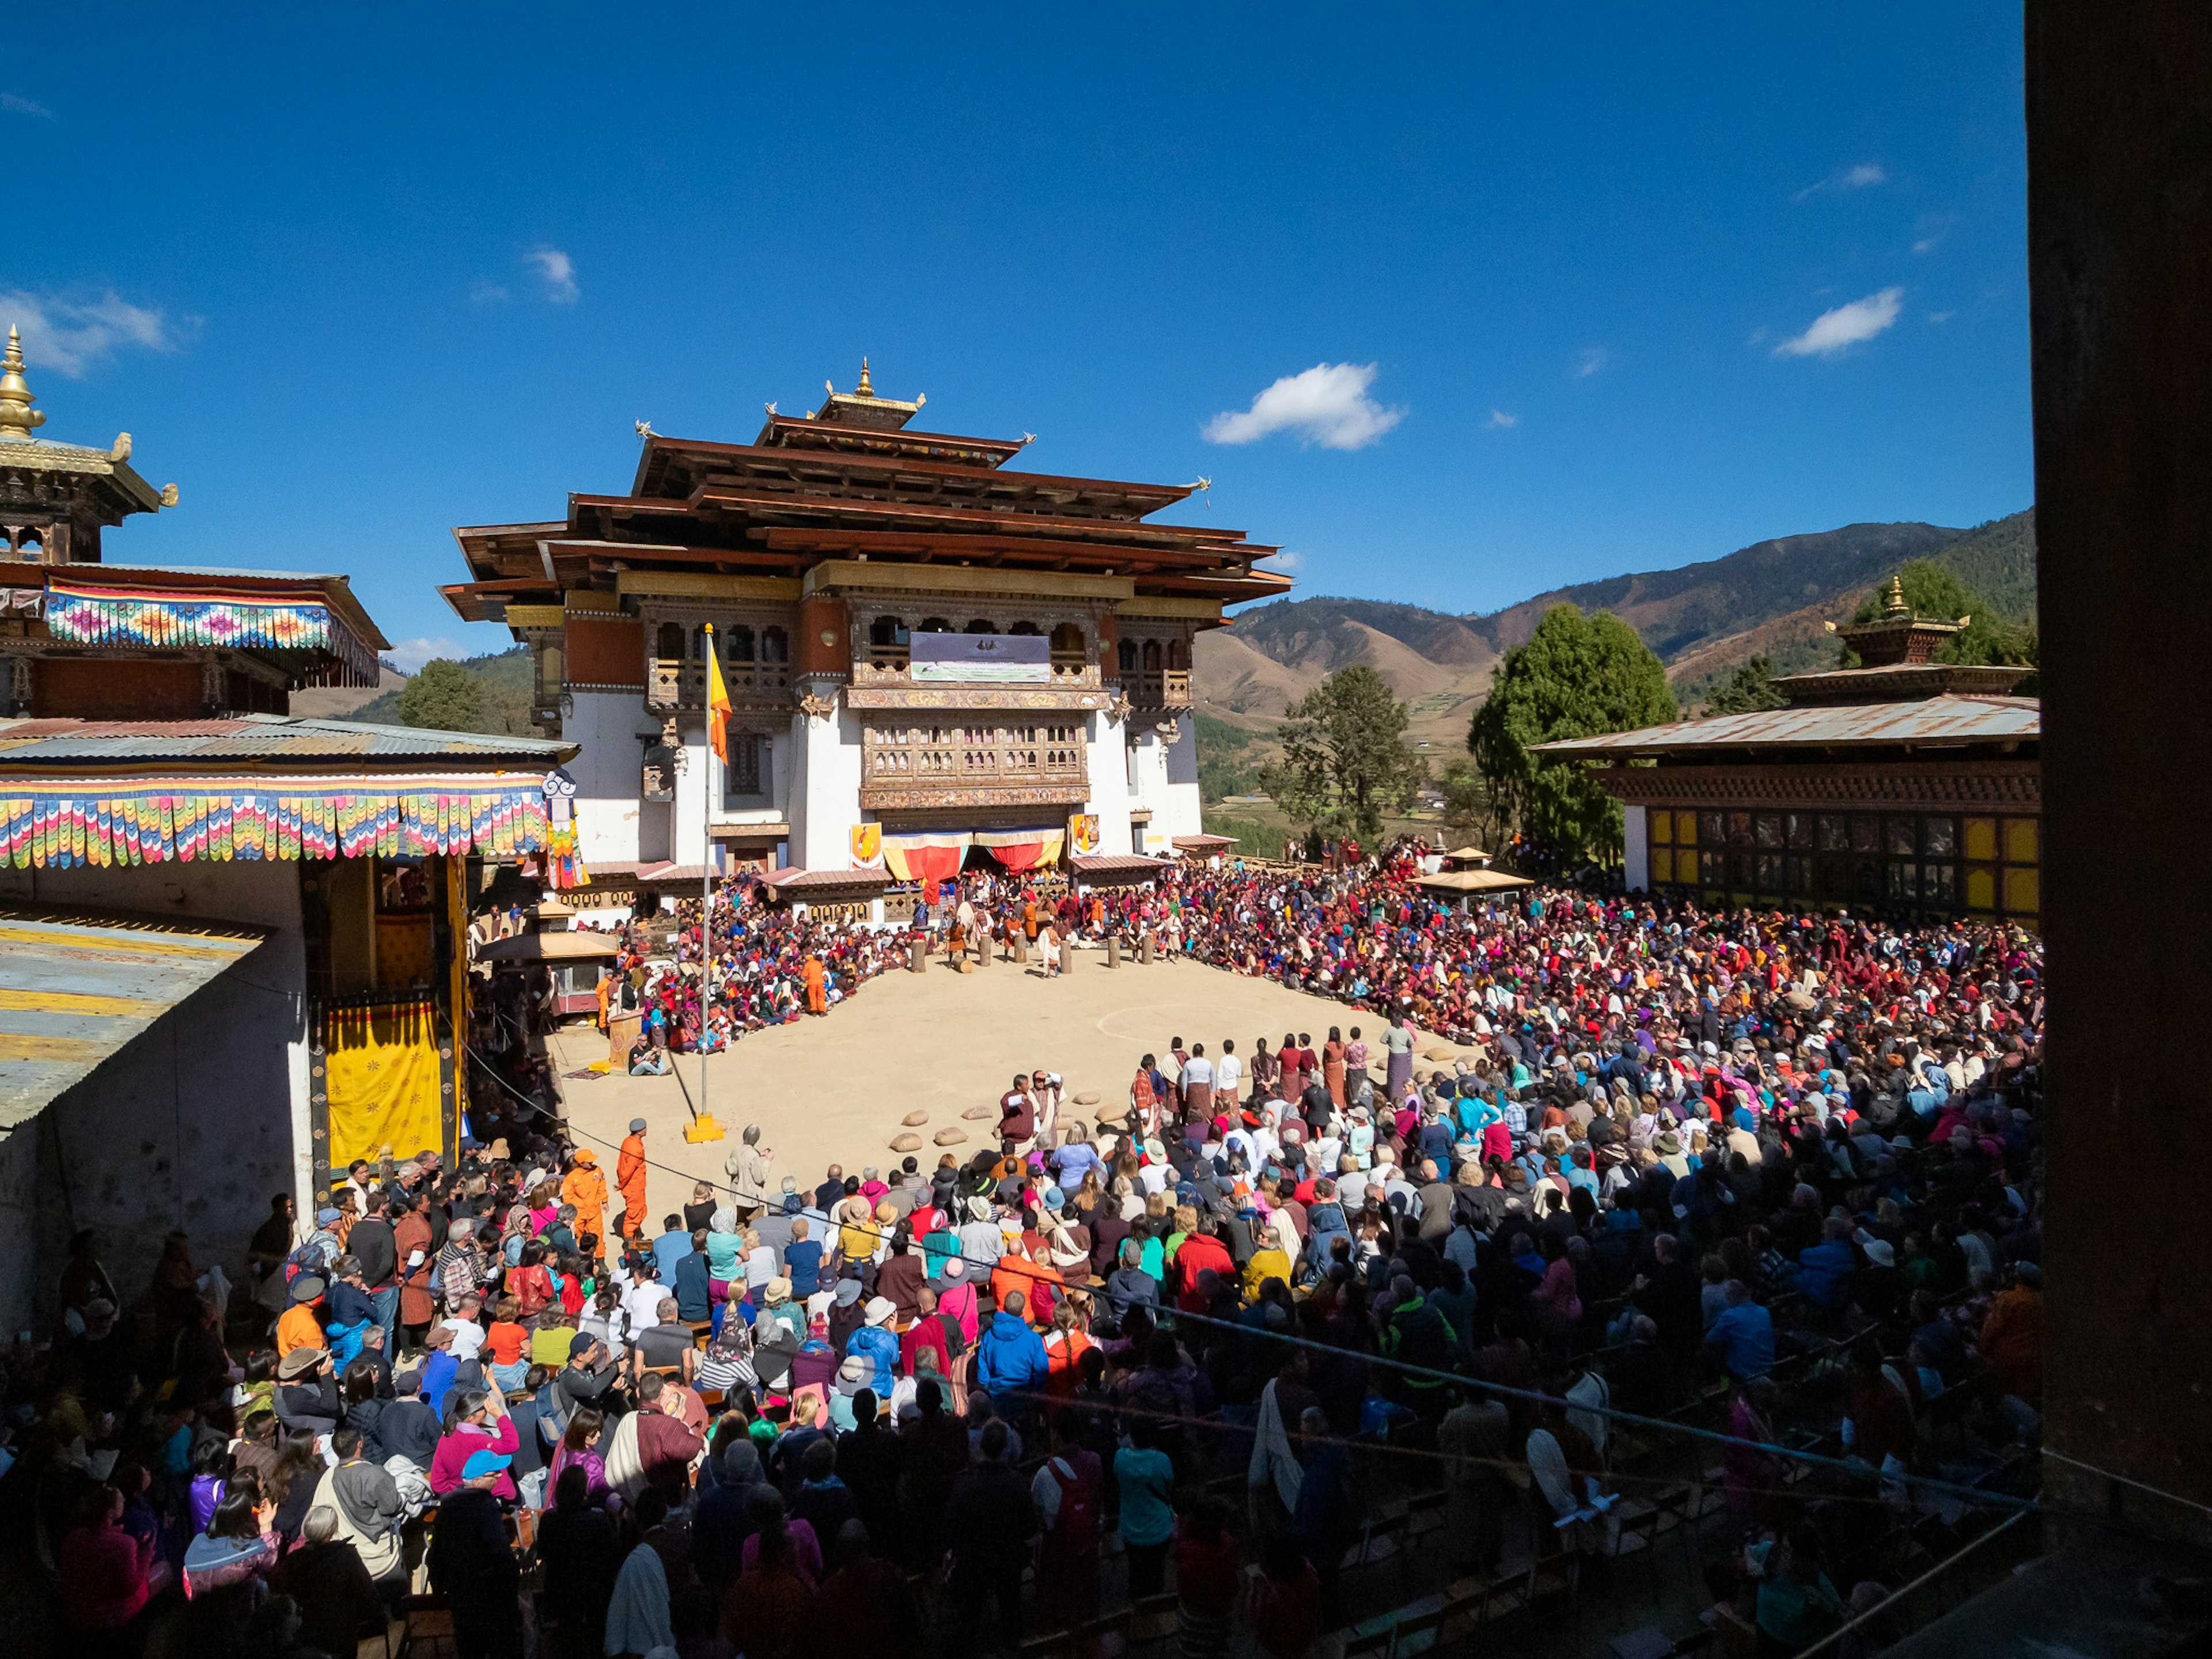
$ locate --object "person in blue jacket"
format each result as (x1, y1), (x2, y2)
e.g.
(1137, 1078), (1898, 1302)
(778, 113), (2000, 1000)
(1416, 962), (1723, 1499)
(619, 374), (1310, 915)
(847, 1295), (902, 1396)
(974, 1289), (1051, 1430)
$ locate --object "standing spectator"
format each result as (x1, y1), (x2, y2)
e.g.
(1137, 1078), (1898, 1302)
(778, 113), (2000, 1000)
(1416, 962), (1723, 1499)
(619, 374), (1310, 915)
(944, 1419), (1038, 1649)
(1113, 1419), (1177, 1599)
(427, 1451), (522, 1659)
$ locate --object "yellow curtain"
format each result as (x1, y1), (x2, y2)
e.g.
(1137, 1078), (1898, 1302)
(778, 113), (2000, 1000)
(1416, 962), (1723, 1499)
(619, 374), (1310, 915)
(324, 999), (444, 1169)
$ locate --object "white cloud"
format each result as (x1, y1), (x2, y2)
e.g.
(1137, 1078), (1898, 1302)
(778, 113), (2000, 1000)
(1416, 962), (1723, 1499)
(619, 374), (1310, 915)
(1746, 325), (1769, 346)
(1774, 286), (1903, 358)
(2, 93), (53, 118)
(469, 281), (511, 305)
(1794, 161), (1887, 202)
(1262, 550), (1306, 573)
(0, 288), (177, 376)
(1927, 310), (1955, 324)
(527, 248), (578, 304)
(385, 637), (465, 673)
(1574, 347), (1608, 378)
(1911, 213), (1956, 255)
(1486, 410), (1518, 429)
(1203, 362), (1403, 450)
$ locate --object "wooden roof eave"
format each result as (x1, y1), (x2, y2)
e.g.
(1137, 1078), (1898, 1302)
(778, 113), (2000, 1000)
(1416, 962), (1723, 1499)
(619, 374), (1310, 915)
(630, 434), (1193, 514)
(439, 580), (551, 625)
(683, 486), (1246, 547)
(752, 526), (1243, 573)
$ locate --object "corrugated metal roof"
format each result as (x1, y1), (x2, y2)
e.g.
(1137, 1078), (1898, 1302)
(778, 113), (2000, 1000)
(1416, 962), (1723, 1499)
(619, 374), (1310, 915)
(0, 907), (269, 1132)
(0, 714), (575, 764)
(1416, 868), (1534, 893)
(762, 866), (891, 889)
(1530, 694), (2040, 759)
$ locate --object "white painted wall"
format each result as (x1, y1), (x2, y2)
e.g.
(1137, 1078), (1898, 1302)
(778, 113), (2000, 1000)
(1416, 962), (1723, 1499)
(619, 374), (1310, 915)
(1129, 713), (1203, 851)
(1623, 802), (1649, 892)
(788, 700), (864, 869)
(0, 859), (309, 1335)
(565, 690), (647, 866)
(1083, 709), (1136, 855)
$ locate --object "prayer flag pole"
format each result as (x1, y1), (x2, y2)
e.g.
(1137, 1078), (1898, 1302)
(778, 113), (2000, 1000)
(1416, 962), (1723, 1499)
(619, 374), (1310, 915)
(688, 624), (729, 1143)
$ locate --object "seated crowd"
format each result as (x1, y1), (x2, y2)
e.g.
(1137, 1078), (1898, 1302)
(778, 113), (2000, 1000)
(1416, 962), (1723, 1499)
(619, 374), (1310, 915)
(1, 846), (2046, 1659)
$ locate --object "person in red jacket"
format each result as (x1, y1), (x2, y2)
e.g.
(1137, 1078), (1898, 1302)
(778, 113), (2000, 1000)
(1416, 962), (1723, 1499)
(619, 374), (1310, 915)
(1173, 1224), (1234, 1313)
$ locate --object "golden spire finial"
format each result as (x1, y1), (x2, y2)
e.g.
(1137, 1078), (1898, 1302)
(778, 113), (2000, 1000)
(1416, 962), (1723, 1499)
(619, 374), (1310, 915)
(0, 325), (47, 445)
(856, 357), (873, 399)
(1883, 574), (1908, 618)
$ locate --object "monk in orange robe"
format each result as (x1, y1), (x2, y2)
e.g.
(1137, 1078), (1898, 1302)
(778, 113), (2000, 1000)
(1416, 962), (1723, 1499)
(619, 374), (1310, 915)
(562, 1149), (609, 1257)
(804, 954), (827, 1015)
(616, 1120), (649, 1244)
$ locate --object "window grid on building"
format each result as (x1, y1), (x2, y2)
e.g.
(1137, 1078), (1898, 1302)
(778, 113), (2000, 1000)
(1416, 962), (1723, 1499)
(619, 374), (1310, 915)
(1645, 806), (2037, 922)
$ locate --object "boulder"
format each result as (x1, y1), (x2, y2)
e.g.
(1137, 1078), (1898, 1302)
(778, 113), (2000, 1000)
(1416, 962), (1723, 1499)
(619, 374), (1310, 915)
(1423, 1047), (1456, 1062)
(963, 1105), (997, 1122)
(902, 1110), (929, 1127)
(1074, 1090), (1101, 1107)
(889, 1132), (923, 1153)
(933, 1127), (968, 1147)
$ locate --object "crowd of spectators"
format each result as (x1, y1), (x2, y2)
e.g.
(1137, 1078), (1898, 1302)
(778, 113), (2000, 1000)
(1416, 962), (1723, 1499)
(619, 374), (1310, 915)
(0, 840), (2046, 1658)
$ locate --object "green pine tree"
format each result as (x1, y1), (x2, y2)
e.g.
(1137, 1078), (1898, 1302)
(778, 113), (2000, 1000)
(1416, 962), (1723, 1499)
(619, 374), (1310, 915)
(396, 659), (486, 732)
(1257, 665), (1426, 843)
(1467, 603), (1675, 865)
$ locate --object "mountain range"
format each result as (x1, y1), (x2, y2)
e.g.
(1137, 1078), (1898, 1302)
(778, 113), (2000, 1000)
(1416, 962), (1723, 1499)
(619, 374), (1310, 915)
(1197, 508), (2035, 748)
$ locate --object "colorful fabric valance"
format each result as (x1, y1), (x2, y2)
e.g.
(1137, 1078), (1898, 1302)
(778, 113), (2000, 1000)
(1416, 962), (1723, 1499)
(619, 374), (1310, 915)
(880, 830), (968, 884)
(44, 581), (381, 685)
(0, 779), (551, 868)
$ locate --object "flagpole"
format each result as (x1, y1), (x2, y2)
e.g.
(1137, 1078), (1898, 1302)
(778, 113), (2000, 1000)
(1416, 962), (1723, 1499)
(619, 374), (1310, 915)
(690, 623), (725, 1143)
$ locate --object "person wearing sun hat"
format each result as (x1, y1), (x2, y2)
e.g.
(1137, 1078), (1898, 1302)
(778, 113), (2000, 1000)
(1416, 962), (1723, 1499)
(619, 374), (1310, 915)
(847, 1295), (900, 1395)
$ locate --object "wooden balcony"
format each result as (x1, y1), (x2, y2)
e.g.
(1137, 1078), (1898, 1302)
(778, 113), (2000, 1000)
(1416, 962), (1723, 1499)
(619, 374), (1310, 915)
(858, 720), (1092, 810)
(645, 658), (790, 711)
(1126, 668), (1192, 709)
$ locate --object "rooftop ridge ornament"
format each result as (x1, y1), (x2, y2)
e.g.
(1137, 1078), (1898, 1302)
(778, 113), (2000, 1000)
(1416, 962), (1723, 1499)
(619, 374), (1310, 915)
(856, 357), (873, 398)
(0, 325), (46, 444)
(1883, 574), (1909, 618)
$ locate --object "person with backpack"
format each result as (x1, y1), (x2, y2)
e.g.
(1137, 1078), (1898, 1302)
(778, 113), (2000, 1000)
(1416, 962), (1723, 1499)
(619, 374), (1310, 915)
(1029, 1407), (1103, 1647)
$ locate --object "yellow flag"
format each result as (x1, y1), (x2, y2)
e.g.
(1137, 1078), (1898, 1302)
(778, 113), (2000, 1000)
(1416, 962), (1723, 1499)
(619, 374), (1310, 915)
(704, 624), (732, 763)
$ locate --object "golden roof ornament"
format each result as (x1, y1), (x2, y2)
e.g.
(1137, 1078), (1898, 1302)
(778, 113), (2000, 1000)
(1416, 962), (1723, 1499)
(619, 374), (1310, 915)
(856, 357), (874, 399)
(1882, 574), (1908, 617)
(0, 325), (46, 444)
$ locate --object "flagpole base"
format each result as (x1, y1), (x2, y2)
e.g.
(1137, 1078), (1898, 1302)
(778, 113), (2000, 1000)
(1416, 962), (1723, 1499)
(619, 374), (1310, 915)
(684, 1114), (726, 1143)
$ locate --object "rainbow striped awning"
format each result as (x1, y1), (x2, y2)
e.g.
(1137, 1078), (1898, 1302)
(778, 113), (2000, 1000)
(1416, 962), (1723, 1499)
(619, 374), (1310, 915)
(43, 580), (381, 685)
(0, 776), (552, 868)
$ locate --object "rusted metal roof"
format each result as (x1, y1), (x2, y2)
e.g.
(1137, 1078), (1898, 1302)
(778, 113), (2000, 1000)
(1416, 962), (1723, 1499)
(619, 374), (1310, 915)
(1071, 854), (1168, 876)
(1416, 868), (1533, 893)
(0, 714), (575, 764)
(761, 866), (891, 891)
(477, 930), (621, 963)
(0, 906), (269, 1132)
(1531, 694), (2039, 759)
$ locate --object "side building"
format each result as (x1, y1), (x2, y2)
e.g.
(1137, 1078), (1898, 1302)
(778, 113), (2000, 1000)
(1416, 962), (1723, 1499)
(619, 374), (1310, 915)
(0, 331), (575, 1331)
(1534, 581), (2041, 927)
(440, 363), (1290, 906)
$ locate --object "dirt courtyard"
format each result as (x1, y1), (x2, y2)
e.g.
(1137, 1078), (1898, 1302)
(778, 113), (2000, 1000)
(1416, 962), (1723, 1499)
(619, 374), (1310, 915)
(544, 949), (1479, 1234)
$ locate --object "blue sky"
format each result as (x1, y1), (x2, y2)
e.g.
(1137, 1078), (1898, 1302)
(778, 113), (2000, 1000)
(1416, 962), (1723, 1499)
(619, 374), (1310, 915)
(2, 5), (2029, 666)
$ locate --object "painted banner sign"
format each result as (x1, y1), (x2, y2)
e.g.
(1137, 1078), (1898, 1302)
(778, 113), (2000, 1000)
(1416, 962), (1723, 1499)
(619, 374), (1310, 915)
(909, 630), (1050, 684)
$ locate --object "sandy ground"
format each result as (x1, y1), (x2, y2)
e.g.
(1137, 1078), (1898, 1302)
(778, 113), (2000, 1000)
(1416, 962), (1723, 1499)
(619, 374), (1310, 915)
(545, 945), (1482, 1234)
